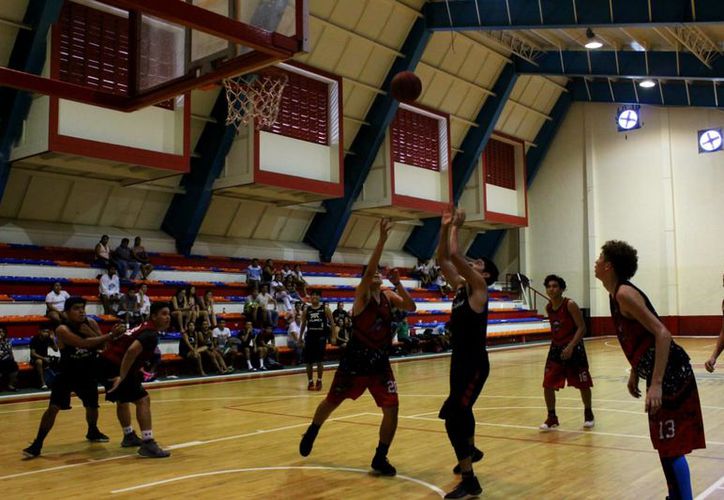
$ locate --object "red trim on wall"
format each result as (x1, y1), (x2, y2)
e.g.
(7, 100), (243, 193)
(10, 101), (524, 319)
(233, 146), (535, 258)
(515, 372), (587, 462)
(591, 315), (723, 337)
(391, 193), (449, 215)
(484, 210), (527, 226)
(481, 133), (529, 227)
(255, 170), (343, 197)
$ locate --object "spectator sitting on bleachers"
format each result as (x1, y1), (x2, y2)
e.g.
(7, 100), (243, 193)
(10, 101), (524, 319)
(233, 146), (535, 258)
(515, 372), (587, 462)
(292, 263), (308, 296)
(271, 272), (292, 313)
(284, 276), (302, 303)
(171, 287), (193, 334)
(113, 237), (141, 280)
(287, 314), (303, 365)
(93, 234), (111, 268)
(246, 258), (262, 291)
(394, 312), (419, 355)
(432, 261), (452, 296)
(45, 281), (70, 327)
(179, 321), (206, 376)
(30, 327), (57, 390)
(186, 285), (202, 322)
(281, 263), (293, 279)
(118, 285), (142, 326)
(414, 258), (434, 287)
(0, 325), (18, 392)
(257, 284), (278, 327)
(262, 258), (275, 285)
(332, 302), (351, 348)
(199, 290), (217, 328)
(256, 325), (280, 369)
(210, 319), (234, 373)
(198, 321), (228, 374)
(99, 264), (121, 314)
(244, 288), (262, 327)
(132, 236), (154, 280)
(137, 283), (151, 322)
(238, 321), (256, 371)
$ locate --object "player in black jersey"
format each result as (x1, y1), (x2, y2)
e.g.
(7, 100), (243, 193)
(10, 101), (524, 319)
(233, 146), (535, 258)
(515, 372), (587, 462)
(22, 297), (123, 459)
(299, 290), (336, 390)
(436, 208), (499, 499)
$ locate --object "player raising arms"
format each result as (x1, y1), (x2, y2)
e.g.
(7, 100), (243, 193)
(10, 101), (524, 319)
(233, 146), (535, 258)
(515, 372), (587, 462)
(23, 297), (124, 458)
(539, 274), (595, 431)
(299, 219), (416, 476)
(436, 207), (498, 499)
(596, 240), (704, 500)
(97, 302), (172, 458)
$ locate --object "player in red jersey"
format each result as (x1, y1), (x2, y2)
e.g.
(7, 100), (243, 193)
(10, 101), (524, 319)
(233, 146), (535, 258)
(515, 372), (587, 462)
(436, 208), (498, 499)
(96, 301), (172, 458)
(703, 276), (724, 373)
(22, 297), (124, 458)
(298, 219), (416, 476)
(539, 274), (594, 431)
(596, 240), (704, 500)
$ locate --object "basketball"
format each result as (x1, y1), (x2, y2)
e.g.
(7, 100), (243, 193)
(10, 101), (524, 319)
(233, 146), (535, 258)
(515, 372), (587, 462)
(390, 71), (422, 103)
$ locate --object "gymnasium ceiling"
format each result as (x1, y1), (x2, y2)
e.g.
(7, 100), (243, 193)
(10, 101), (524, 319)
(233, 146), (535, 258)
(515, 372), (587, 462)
(0, 0), (722, 259)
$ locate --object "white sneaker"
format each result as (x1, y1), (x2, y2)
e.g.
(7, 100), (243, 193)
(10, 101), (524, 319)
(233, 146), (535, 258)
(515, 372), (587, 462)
(583, 419), (595, 429)
(539, 415), (559, 431)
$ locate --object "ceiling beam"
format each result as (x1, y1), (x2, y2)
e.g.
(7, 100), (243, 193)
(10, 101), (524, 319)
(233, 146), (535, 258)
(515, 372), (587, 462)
(569, 78), (724, 107)
(425, 0), (722, 31)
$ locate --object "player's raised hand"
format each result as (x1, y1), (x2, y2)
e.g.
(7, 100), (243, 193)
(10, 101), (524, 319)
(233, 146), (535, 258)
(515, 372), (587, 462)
(453, 208), (466, 227)
(441, 207), (454, 226)
(379, 218), (393, 240)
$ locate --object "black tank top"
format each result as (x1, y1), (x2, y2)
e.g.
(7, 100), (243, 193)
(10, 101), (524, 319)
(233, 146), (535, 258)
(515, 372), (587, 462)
(59, 320), (98, 371)
(305, 305), (327, 336)
(449, 285), (489, 355)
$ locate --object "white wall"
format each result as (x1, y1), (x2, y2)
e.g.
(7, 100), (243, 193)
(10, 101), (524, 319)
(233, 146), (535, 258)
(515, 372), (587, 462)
(520, 102), (724, 318)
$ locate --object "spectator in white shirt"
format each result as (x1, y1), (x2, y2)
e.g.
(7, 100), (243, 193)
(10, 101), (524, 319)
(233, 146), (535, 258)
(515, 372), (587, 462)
(93, 234), (111, 268)
(287, 314), (303, 365)
(212, 318), (232, 353)
(292, 264), (308, 296)
(246, 258), (262, 291)
(45, 282), (70, 326)
(271, 272), (292, 313)
(257, 284), (278, 327)
(137, 283), (151, 322)
(99, 264), (121, 314)
(281, 263), (294, 279)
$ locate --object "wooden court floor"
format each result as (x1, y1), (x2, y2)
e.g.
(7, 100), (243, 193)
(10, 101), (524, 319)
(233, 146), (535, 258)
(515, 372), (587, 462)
(2, 337), (724, 499)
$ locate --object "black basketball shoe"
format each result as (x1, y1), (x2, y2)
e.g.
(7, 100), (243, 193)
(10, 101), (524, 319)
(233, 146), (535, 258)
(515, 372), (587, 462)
(370, 456), (397, 476)
(444, 476), (482, 499)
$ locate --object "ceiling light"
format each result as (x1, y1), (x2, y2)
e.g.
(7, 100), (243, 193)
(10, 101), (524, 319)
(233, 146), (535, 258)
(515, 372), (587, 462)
(585, 28), (603, 49)
(639, 79), (656, 88)
(630, 41), (646, 52)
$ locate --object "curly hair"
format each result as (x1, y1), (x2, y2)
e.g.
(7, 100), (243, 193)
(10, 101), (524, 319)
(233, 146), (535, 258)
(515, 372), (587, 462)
(543, 274), (566, 290)
(601, 240), (638, 281)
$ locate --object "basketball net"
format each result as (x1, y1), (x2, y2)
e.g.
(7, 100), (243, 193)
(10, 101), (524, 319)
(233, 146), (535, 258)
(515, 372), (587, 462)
(223, 73), (288, 131)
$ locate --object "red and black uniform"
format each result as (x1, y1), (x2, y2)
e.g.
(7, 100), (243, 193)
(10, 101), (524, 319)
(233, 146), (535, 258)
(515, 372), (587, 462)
(303, 305), (329, 363)
(49, 320), (100, 410)
(439, 285), (490, 461)
(97, 321), (160, 404)
(611, 282), (705, 457)
(542, 298), (593, 390)
(327, 292), (398, 407)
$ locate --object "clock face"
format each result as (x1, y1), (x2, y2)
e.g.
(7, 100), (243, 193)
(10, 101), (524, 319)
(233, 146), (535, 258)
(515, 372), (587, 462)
(617, 109), (639, 130)
(699, 129), (723, 152)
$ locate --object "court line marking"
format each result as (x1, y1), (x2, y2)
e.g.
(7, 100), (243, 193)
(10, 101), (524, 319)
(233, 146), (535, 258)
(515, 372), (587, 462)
(0, 412), (368, 481)
(695, 474), (724, 500)
(406, 405), (642, 418)
(109, 466), (446, 496)
(402, 414), (724, 446)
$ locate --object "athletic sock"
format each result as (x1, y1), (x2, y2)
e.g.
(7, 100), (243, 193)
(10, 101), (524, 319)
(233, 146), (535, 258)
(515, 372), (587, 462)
(123, 426), (134, 435)
(141, 430), (153, 441)
(247, 360), (252, 369)
(375, 442), (390, 459)
(259, 359), (265, 368)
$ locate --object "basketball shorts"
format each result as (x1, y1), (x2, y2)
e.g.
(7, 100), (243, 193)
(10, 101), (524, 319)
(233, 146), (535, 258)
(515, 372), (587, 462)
(303, 334), (326, 363)
(326, 364), (398, 408)
(96, 358), (148, 404)
(49, 368), (100, 410)
(542, 343), (593, 390)
(439, 353), (490, 418)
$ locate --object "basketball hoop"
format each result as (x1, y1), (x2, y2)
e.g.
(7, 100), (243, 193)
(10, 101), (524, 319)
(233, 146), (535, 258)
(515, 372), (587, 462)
(223, 73), (288, 131)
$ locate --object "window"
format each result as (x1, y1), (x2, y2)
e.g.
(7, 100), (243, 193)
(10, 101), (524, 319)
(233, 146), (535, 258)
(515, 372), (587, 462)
(484, 139), (516, 190)
(391, 108), (440, 171)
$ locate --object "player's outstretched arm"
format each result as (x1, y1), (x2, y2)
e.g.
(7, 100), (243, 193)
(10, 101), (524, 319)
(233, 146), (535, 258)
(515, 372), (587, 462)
(436, 208), (463, 289)
(55, 323), (123, 350)
(448, 209), (488, 300)
(385, 268), (416, 312)
(353, 219), (392, 314)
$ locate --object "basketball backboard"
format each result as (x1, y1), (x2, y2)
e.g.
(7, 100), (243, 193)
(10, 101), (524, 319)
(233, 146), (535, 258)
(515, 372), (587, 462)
(0, 0), (308, 111)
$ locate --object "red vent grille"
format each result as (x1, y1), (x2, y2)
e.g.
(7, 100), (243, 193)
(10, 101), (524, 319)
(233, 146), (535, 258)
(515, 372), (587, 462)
(484, 138), (516, 190)
(391, 108), (440, 171)
(57, 2), (130, 96)
(261, 71), (329, 145)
